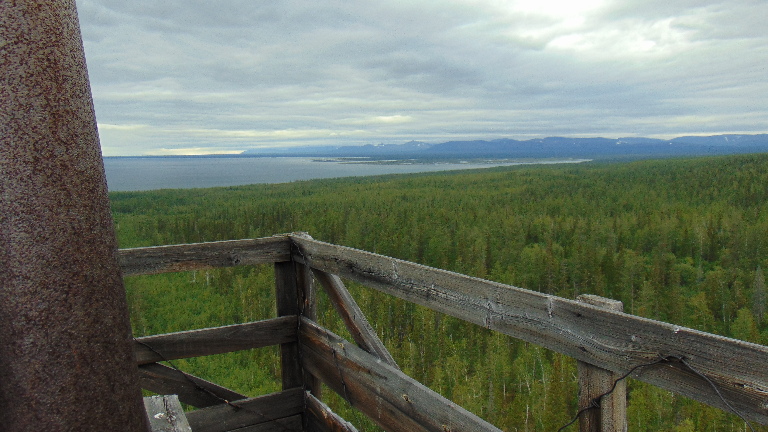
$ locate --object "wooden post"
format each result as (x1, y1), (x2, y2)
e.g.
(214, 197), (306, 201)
(275, 254), (319, 396)
(275, 261), (305, 390)
(0, 1), (149, 430)
(296, 255), (321, 397)
(576, 295), (627, 432)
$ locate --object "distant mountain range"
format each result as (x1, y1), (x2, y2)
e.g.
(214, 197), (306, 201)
(241, 134), (768, 159)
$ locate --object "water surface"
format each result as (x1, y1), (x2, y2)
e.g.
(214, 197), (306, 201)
(104, 156), (588, 192)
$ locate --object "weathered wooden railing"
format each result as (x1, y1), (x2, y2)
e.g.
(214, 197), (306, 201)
(120, 234), (768, 431)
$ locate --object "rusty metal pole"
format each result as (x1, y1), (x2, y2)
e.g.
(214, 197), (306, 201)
(0, 1), (150, 431)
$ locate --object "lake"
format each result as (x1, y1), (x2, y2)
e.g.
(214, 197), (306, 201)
(103, 156), (589, 192)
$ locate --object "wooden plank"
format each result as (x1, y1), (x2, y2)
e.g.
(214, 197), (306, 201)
(139, 363), (246, 409)
(134, 316), (297, 365)
(291, 232), (319, 324)
(119, 236), (291, 276)
(290, 233), (321, 395)
(185, 388), (304, 432)
(305, 392), (360, 432)
(576, 295), (626, 432)
(221, 415), (303, 432)
(275, 261), (304, 390)
(312, 269), (399, 370)
(299, 318), (502, 432)
(296, 258), (322, 397)
(290, 235), (768, 424)
(144, 395), (192, 432)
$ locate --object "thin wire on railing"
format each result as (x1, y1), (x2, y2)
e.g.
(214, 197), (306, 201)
(305, 240), (763, 431)
(129, 237), (764, 432)
(557, 355), (757, 432)
(677, 357), (756, 432)
(134, 339), (242, 409)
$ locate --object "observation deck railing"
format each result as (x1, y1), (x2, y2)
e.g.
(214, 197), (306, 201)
(120, 233), (768, 432)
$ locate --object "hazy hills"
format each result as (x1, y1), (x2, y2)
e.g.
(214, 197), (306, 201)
(242, 134), (768, 159)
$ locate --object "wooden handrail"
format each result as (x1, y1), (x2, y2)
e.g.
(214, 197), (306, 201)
(119, 235), (768, 425)
(289, 235), (768, 425)
(119, 236), (291, 276)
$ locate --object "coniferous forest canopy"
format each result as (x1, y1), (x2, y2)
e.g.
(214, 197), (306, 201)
(113, 154), (768, 431)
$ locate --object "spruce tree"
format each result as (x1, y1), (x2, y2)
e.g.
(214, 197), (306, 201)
(753, 266), (766, 325)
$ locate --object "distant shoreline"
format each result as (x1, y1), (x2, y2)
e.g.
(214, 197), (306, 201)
(311, 157), (592, 165)
(103, 154), (592, 164)
(103, 156), (591, 192)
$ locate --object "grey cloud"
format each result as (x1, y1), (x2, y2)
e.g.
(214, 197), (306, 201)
(75, 0), (768, 155)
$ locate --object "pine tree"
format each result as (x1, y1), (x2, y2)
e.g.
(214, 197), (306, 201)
(731, 307), (760, 343)
(753, 266), (766, 326)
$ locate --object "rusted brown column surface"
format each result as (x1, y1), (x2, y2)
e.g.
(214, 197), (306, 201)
(0, 1), (149, 431)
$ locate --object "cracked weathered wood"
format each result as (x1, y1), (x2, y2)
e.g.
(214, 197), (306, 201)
(275, 261), (306, 391)
(290, 235), (768, 424)
(119, 236), (291, 276)
(294, 248), (321, 397)
(185, 388), (304, 432)
(305, 391), (360, 432)
(299, 318), (502, 432)
(134, 316), (297, 365)
(577, 295), (627, 432)
(139, 363), (246, 409)
(144, 395), (192, 432)
(312, 269), (399, 370)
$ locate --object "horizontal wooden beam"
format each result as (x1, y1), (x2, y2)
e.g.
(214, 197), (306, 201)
(214, 415), (302, 432)
(138, 363), (246, 409)
(185, 388), (304, 432)
(291, 235), (768, 425)
(312, 269), (399, 370)
(299, 318), (502, 432)
(305, 391), (359, 432)
(134, 316), (297, 365)
(119, 236), (291, 276)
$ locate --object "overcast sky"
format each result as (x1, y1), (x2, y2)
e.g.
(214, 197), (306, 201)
(76, 0), (768, 156)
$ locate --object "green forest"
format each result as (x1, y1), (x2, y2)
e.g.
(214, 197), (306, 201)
(112, 153), (768, 431)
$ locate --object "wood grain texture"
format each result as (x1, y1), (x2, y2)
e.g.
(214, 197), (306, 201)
(291, 235), (768, 424)
(275, 262), (304, 390)
(143, 395), (192, 432)
(215, 415), (303, 432)
(299, 318), (502, 432)
(576, 295), (626, 432)
(134, 316), (297, 365)
(119, 236), (291, 276)
(312, 269), (399, 370)
(138, 363), (246, 408)
(288, 232), (322, 397)
(305, 392), (360, 432)
(185, 388), (304, 432)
